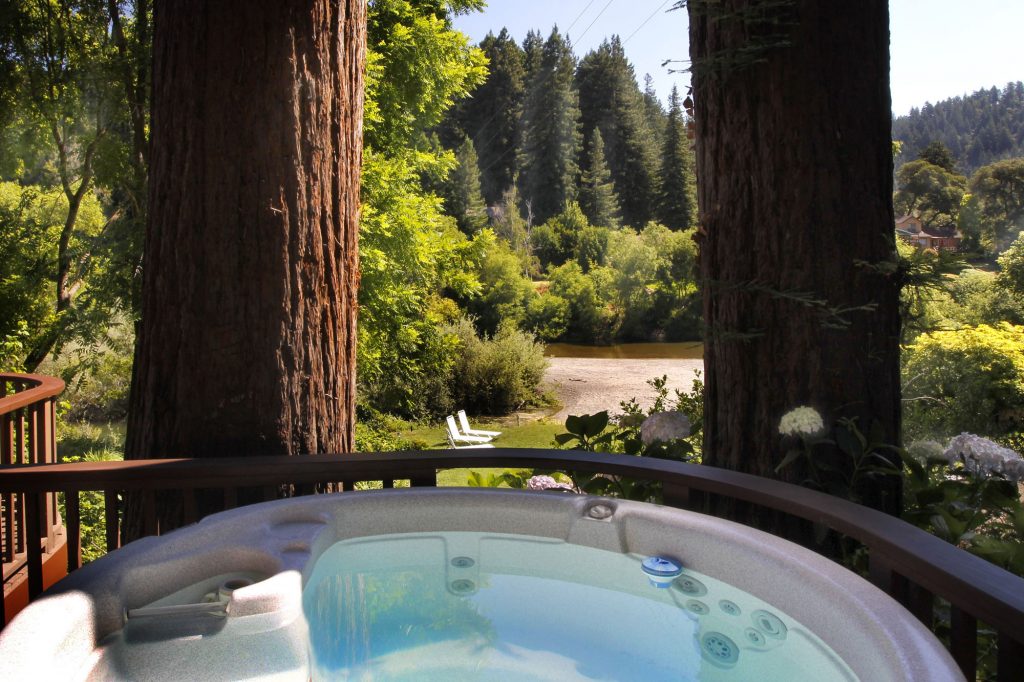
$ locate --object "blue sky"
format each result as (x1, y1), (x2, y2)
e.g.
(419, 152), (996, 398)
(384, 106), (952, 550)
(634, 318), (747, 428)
(453, 0), (1024, 115)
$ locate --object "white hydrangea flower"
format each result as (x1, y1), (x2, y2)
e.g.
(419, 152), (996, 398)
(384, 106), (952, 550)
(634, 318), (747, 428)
(527, 475), (574, 492)
(944, 433), (1024, 477)
(640, 411), (691, 446)
(778, 406), (825, 437)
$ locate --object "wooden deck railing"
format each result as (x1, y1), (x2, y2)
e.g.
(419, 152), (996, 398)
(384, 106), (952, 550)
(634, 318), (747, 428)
(1, 449), (1023, 677)
(0, 373), (66, 624)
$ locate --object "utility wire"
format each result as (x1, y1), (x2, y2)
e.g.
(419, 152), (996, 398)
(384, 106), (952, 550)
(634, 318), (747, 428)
(566, 0), (600, 34)
(623, 0), (673, 45)
(575, 0), (617, 44)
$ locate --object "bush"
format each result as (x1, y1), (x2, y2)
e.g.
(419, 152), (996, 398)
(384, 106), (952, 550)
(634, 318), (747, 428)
(524, 294), (570, 342)
(447, 317), (547, 414)
(41, 321), (134, 421)
(465, 238), (535, 336)
(903, 323), (1024, 441)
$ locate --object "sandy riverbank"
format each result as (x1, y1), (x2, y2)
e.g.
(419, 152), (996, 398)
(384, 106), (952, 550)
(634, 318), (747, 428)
(543, 357), (704, 420)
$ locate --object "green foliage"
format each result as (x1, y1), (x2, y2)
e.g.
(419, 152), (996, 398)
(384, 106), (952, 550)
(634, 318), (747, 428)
(966, 157), (1024, 253)
(576, 36), (659, 229)
(364, 0), (486, 153)
(996, 230), (1024, 295)
(903, 323), (1024, 441)
(0, 181), (108, 368)
(578, 128), (619, 229)
(463, 235), (534, 336)
(57, 420), (124, 563)
(442, 137), (488, 234)
(902, 450), (1024, 575)
(445, 28), (526, 204)
(775, 416), (901, 505)
(446, 317), (547, 414)
(547, 261), (616, 344)
(523, 293), (570, 342)
(358, 0), (489, 419)
(40, 317), (133, 421)
(656, 86), (696, 231)
(516, 27), (580, 224)
(552, 374), (704, 501)
(917, 141), (958, 173)
(894, 159), (966, 230)
(892, 82), (1024, 175)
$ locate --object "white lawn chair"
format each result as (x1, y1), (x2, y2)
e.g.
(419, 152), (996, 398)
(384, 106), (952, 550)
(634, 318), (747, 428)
(457, 410), (502, 438)
(446, 432), (495, 449)
(446, 415), (493, 445)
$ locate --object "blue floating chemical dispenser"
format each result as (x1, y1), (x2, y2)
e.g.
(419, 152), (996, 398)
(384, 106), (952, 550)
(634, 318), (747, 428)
(641, 556), (683, 588)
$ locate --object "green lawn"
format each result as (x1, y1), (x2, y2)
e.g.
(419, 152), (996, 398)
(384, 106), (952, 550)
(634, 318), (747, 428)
(398, 416), (565, 487)
(54, 416), (567, 488)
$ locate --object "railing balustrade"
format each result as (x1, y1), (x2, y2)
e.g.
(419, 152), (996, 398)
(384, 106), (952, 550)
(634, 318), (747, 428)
(1, 375), (1022, 679)
(0, 373), (65, 626)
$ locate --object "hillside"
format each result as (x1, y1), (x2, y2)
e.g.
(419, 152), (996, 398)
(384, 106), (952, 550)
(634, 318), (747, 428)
(894, 82), (1024, 174)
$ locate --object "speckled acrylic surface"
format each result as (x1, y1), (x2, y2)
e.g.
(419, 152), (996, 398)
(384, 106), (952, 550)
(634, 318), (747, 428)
(0, 488), (964, 681)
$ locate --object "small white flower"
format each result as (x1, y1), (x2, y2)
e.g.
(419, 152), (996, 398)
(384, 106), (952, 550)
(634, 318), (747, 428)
(640, 411), (691, 446)
(527, 475), (574, 492)
(778, 407), (825, 437)
(944, 433), (1023, 477)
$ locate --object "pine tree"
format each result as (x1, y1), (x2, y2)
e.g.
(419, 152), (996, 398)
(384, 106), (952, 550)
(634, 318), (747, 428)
(656, 86), (695, 231)
(576, 37), (659, 228)
(452, 29), (525, 205)
(516, 27), (580, 225)
(445, 137), (489, 233)
(642, 74), (667, 141)
(579, 128), (620, 228)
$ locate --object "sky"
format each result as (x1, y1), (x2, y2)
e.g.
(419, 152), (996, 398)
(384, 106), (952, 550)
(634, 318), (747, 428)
(453, 0), (1024, 116)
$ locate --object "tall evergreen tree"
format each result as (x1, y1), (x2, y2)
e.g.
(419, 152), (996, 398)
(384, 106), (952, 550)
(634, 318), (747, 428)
(642, 74), (668, 141)
(579, 128), (620, 228)
(516, 27), (580, 225)
(576, 36), (659, 228)
(473, 30), (526, 204)
(656, 86), (695, 231)
(444, 137), (488, 233)
(442, 29), (525, 205)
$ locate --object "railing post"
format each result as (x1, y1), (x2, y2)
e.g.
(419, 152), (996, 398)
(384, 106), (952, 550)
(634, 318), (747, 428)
(409, 470), (437, 488)
(65, 489), (82, 571)
(104, 490), (120, 552)
(24, 491), (44, 598)
(662, 481), (691, 509)
(949, 605), (977, 680)
(998, 632), (1024, 680)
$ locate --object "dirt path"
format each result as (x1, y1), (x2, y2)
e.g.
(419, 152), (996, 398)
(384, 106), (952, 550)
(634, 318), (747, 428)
(543, 357), (704, 420)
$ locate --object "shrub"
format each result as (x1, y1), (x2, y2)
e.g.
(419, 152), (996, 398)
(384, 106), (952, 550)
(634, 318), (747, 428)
(447, 317), (547, 414)
(903, 323), (1024, 441)
(524, 294), (571, 342)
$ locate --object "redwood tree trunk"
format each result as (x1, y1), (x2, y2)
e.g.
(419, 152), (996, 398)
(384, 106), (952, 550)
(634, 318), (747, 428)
(125, 0), (366, 533)
(689, 1), (902, 514)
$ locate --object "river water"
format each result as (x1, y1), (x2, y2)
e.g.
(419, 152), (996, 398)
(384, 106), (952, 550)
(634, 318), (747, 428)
(544, 342), (703, 359)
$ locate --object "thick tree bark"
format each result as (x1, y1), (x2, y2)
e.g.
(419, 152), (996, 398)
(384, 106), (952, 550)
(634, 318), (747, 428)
(689, 1), (902, 514)
(125, 0), (366, 534)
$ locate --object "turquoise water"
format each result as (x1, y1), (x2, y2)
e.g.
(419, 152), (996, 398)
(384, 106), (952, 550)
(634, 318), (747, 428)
(303, 532), (858, 681)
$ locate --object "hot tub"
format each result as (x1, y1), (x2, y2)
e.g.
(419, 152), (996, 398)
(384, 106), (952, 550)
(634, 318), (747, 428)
(0, 488), (962, 681)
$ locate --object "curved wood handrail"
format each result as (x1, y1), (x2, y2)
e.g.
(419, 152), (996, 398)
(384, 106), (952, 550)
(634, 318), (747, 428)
(1, 448), (1023, 638)
(0, 374), (65, 415)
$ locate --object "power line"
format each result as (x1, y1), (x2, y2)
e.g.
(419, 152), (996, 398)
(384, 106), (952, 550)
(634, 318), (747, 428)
(623, 0), (673, 45)
(575, 0), (617, 44)
(565, 0), (600, 34)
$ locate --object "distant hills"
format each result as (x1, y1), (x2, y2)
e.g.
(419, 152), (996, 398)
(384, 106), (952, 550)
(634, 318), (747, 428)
(893, 82), (1024, 174)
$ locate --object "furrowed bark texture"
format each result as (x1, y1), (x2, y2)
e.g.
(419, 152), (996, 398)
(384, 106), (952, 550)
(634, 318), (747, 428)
(689, 1), (902, 514)
(125, 0), (366, 534)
